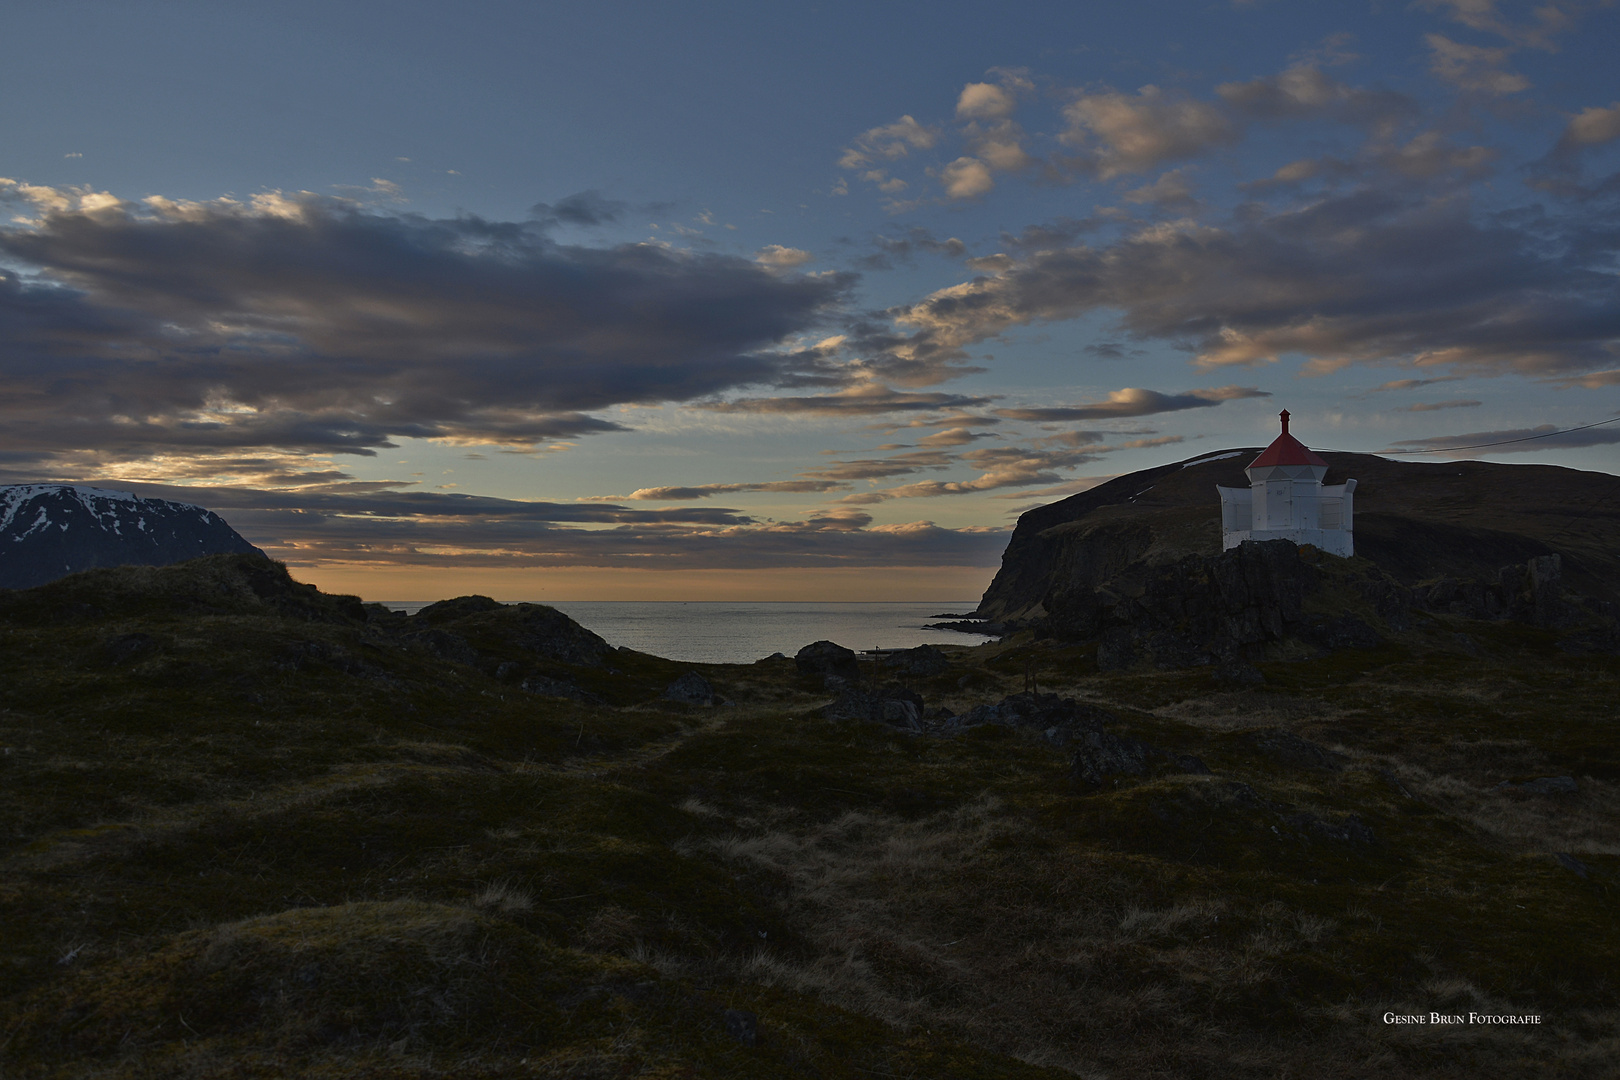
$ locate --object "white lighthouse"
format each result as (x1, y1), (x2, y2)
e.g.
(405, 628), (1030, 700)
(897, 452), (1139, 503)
(1217, 410), (1356, 557)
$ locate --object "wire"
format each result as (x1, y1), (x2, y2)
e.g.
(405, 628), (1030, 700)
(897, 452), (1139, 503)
(1315, 414), (1620, 456)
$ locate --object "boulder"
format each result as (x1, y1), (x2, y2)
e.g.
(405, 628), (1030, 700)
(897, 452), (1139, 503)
(879, 644), (950, 677)
(957, 692), (1117, 744)
(822, 683), (925, 729)
(795, 640), (860, 688)
(663, 671), (715, 706)
(1070, 729), (1154, 788)
(722, 1008), (758, 1047)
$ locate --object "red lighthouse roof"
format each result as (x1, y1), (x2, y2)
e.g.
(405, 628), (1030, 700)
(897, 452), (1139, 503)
(1249, 410), (1328, 468)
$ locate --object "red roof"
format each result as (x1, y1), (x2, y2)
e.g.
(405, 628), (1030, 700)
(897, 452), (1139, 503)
(1249, 410), (1328, 468)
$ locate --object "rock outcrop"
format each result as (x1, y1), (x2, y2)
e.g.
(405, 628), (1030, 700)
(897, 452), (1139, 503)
(795, 640), (860, 689)
(408, 598), (614, 671)
(663, 671), (717, 706)
(1038, 536), (1617, 667)
(879, 644), (951, 676)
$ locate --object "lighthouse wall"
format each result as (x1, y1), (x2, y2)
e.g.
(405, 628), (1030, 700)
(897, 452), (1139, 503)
(1218, 479), (1356, 556)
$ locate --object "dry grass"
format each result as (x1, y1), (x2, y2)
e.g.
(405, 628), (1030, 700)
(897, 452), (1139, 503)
(3, 557), (1617, 1078)
(1372, 760), (1620, 855)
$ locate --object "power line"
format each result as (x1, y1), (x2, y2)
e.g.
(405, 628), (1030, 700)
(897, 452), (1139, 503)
(1317, 414), (1620, 456)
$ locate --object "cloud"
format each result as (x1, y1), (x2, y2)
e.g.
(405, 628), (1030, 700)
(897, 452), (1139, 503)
(0, 186), (849, 462)
(957, 82), (1017, 120)
(1563, 102), (1620, 146)
(530, 189), (628, 226)
(1553, 368), (1620, 388)
(620, 480), (846, 500)
(995, 385), (1269, 422)
(961, 119), (1036, 175)
(1419, 0), (1577, 50)
(1059, 86), (1237, 178)
(1083, 342), (1136, 360)
(1388, 423), (1620, 456)
(938, 156), (995, 199)
(838, 433), (1185, 503)
(1424, 34), (1530, 95)
(1396, 399), (1482, 411)
(1217, 64), (1414, 128)
(876, 189), (1620, 381)
(1241, 132), (1493, 191)
(916, 426), (997, 447)
(857, 227), (968, 270)
(839, 115), (939, 170)
(988, 475), (1116, 502)
(701, 383), (997, 416)
(1382, 131), (1497, 179)
(1371, 375), (1468, 391)
(1124, 169), (1197, 207)
(91, 481), (1009, 571)
(799, 450), (956, 483)
(756, 244), (814, 267)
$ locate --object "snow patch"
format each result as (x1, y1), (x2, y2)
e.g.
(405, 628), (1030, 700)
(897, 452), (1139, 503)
(1181, 451), (1248, 468)
(0, 485), (209, 534)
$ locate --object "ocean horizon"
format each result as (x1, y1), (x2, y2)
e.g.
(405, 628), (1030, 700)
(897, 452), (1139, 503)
(377, 599), (988, 665)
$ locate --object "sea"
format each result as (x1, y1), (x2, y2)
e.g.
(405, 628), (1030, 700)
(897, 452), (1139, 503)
(376, 600), (990, 665)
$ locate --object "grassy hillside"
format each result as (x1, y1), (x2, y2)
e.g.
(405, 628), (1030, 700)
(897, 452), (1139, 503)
(1, 556), (1616, 1077)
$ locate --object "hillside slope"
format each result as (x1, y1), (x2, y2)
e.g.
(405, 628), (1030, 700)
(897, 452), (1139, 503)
(977, 452), (1620, 623)
(0, 555), (1616, 1077)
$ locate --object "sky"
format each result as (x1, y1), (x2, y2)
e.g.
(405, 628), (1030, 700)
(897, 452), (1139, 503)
(2, 0), (1618, 601)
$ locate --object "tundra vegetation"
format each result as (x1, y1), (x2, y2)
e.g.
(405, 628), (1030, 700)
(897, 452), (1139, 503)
(0, 554), (1615, 1078)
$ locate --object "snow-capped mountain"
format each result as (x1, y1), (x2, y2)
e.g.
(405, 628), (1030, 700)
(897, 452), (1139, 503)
(0, 485), (265, 590)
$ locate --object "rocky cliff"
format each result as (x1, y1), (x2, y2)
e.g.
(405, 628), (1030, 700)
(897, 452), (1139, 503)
(976, 451), (1620, 625)
(0, 485), (264, 590)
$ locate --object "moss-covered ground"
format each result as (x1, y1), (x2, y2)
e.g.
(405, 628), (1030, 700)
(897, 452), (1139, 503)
(1, 556), (1615, 1077)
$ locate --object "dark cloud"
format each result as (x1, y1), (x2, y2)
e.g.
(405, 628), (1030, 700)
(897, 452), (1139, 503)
(36, 479), (1005, 571)
(618, 480), (846, 500)
(856, 227), (969, 270)
(835, 433), (1183, 504)
(0, 190), (851, 459)
(139, 482), (1004, 569)
(799, 451), (956, 483)
(878, 189), (1620, 380)
(1370, 375), (1467, 391)
(996, 386), (1269, 422)
(700, 385), (997, 415)
(530, 189), (629, 226)
(1396, 399), (1481, 412)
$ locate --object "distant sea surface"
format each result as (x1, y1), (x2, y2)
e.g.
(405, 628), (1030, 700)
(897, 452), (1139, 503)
(377, 600), (988, 665)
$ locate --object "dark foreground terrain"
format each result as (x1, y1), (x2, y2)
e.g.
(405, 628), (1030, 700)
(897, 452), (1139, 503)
(1, 555), (1616, 1078)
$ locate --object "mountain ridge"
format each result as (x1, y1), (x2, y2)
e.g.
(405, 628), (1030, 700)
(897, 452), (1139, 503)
(0, 484), (264, 590)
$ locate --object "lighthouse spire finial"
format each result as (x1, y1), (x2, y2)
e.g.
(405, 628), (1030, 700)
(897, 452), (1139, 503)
(1280, 409), (1290, 435)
